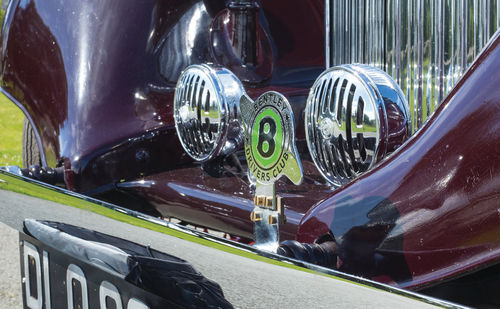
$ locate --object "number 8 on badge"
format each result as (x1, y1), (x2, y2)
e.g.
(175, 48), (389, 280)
(240, 91), (303, 249)
(241, 92), (302, 186)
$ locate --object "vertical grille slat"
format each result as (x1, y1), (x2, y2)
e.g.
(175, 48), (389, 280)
(314, 82), (329, 173)
(327, 0), (500, 133)
(183, 74), (193, 110)
(308, 85), (320, 159)
(321, 79), (331, 114)
(329, 78), (340, 114)
(197, 81), (207, 150)
(345, 83), (357, 169)
(182, 74), (213, 157)
(329, 143), (346, 179)
(337, 79), (348, 124)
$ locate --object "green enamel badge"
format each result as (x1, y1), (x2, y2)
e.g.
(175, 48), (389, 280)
(240, 91), (303, 250)
(241, 92), (303, 186)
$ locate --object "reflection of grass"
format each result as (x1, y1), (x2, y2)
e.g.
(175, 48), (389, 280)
(0, 4), (22, 168)
(0, 94), (23, 167)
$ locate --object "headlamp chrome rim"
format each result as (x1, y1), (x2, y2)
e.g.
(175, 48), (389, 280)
(305, 64), (410, 187)
(174, 64), (245, 162)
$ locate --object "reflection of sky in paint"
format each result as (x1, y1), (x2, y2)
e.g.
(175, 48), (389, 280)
(19, 0), (29, 9)
(168, 183), (253, 211)
(185, 4), (203, 58)
(76, 6), (90, 108)
(330, 195), (387, 240)
(159, 2), (210, 82)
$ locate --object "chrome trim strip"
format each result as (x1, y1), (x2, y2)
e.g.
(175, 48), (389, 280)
(0, 86), (48, 167)
(324, 0), (330, 69)
(116, 180), (156, 189)
(0, 167), (466, 308)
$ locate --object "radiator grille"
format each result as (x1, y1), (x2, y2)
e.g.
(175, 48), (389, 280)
(326, 0), (500, 132)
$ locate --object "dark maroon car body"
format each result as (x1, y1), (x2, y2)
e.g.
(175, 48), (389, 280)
(3, 0), (500, 304)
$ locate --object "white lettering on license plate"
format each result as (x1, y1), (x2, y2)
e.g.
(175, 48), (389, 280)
(22, 240), (150, 309)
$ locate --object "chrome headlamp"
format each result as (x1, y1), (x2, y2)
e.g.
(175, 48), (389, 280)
(305, 64), (410, 187)
(174, 64), (245, 161)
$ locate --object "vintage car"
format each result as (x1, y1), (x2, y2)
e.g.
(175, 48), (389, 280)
(2, 0), (500, 306)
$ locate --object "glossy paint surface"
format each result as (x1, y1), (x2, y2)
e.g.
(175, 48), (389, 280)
(5, 0), (500, 292)
(0, 0), (324, 191)
(0, 0), (330, 242)
(297, 32), (500, 289)
(125, 162), (332, 240)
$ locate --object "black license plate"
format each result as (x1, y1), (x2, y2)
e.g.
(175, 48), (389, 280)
(19, 232), (171, 309)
